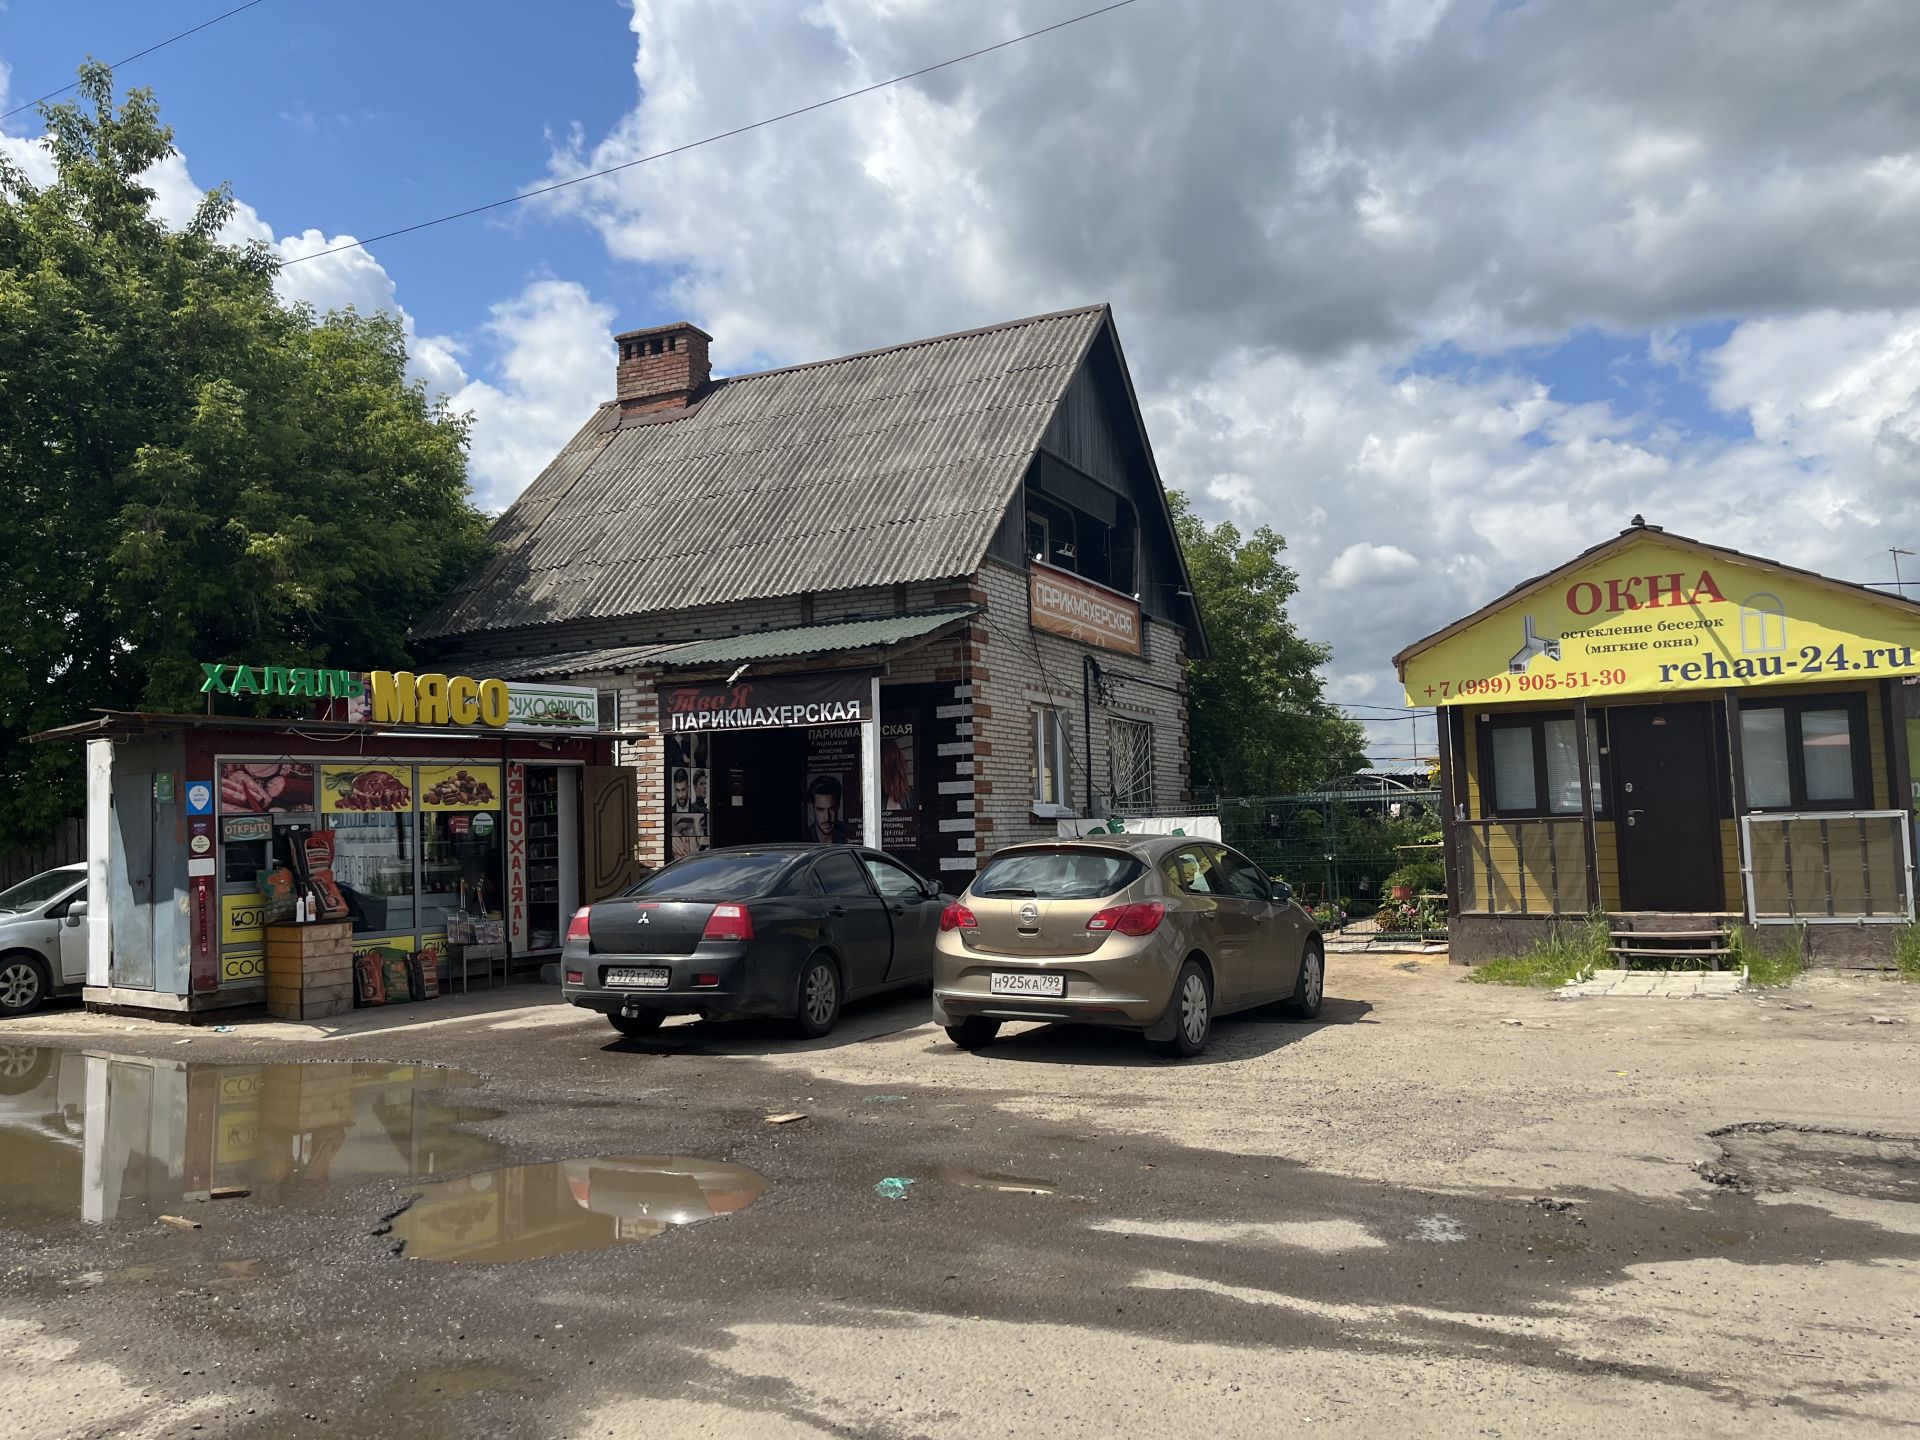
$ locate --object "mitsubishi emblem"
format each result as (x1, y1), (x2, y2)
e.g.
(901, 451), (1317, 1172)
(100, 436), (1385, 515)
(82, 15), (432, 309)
(637, 913), (650, 924)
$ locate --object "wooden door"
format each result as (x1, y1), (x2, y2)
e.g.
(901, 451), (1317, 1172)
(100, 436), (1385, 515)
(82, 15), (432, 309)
(582, 766), (641, 900)
(1609, 703), (1723, 912)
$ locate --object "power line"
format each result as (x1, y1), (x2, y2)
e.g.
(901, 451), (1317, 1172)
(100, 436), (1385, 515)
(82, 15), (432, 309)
(284, 0), (1149, 267)
(2, 0), (275, 123)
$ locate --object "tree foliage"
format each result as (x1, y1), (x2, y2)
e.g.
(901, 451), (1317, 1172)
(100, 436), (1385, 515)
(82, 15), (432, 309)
(0, 67), (489, 843)
(1171, 492), (1369, 794)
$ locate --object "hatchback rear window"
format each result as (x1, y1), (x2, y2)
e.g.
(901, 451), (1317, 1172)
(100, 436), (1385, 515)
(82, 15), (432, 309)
(973, 849), (1148, 900)
(628, 852), (795, 898)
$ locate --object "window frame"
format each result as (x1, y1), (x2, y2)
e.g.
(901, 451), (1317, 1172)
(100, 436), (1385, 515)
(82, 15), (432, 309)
(1477, 711), (1609, 819)
(862, 854), (927, 899)
(1206, 845), (1271, 904)
(1736, 693), (1872, 812)
(1107, 715), (1154, 811)
(1031, 708), (1072, 810)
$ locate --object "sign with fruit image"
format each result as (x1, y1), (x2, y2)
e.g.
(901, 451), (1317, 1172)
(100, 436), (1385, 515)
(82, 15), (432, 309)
(418, 765), (501, 811)
(320, 766), (413, 814)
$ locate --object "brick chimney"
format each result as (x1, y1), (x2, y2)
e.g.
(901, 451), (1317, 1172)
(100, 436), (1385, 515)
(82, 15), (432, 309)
(614, 321), (712, 413)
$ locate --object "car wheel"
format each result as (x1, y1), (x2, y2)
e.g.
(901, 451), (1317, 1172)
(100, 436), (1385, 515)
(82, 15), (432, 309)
(945, 1018), (1001, 1050)
(1287, 943), (1325, 1020)
(608, 1010), (664, 1038)
(0, 1042), (53, 1095)
(1155, 960), (1212, 1058)
(793, 956), (842, 1039)
(0, 953), (49, 1018)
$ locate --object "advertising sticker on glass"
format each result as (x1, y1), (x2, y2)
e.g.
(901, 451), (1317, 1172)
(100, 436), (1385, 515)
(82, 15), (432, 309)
(218, 762), (316, 814)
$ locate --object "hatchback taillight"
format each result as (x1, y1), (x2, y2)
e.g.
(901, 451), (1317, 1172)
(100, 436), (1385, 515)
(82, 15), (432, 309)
(940, 903), (978, 932)
(566, 906), (592, 941)
(1086, 902), (1166, 937)
(702, 903), (755, 942)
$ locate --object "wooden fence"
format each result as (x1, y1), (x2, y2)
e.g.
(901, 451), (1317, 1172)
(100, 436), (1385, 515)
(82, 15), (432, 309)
(0, 817), (85, 891)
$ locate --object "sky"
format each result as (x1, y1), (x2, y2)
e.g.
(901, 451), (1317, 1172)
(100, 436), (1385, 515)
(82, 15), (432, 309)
(6, 0), (1920, 772)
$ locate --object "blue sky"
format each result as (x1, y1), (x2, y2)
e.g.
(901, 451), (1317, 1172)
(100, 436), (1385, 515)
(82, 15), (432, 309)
(6, 0), (1920, 770)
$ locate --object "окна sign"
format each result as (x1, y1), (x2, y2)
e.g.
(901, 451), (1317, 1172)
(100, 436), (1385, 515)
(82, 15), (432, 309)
(666, 673), (874, 733)
(1030, 563), (1141, 656)
(1400, 536), (1920, 705)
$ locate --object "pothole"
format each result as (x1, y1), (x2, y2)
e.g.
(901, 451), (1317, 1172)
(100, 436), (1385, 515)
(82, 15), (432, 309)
(1703, 1123), (1920, 1203)
(387, 1155), (771, 1262)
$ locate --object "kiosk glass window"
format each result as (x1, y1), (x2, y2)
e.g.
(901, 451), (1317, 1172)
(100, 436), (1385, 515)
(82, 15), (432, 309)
(1741, 699), (1867, 810)
(1485, 714), (1603, 816)
(323, 812), (417, 933)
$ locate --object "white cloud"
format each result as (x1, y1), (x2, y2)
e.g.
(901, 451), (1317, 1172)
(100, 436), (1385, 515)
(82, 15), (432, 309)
(448, 279), (617, 513)
(1327, 543), (1420, 589)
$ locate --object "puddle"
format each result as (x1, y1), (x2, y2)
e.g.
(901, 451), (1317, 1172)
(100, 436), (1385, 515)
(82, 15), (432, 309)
(0, 1043), (498, 1227)
(927, 1166), (1057, 1195)
(1707, 1123), (1920, 1204)
(389, 1155), (770, 1263)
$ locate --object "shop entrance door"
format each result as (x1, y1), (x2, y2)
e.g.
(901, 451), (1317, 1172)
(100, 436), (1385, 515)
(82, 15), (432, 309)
(1609, 703), (1724, 912)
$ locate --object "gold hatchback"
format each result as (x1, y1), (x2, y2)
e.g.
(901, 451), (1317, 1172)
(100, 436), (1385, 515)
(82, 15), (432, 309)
(933, 835), (1324, 1057)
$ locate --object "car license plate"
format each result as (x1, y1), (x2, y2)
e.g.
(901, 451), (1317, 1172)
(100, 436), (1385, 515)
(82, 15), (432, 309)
(990, 972), (1065, 997)
(604, 967), (670, 989)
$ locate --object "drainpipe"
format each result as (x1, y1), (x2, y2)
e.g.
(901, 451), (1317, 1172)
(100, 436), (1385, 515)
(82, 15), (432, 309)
(1082, 655), (1103, 816)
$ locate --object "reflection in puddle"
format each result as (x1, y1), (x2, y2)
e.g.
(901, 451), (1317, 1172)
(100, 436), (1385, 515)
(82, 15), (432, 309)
(927, 1167), (1057, 1195)
(391, 1156), (771, 1263)
(0, 1042), (497, 1226)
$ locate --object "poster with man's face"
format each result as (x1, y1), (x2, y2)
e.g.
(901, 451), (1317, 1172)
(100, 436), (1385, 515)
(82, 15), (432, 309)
(670, 733), (713, 856)
(803, 726), (862, 844)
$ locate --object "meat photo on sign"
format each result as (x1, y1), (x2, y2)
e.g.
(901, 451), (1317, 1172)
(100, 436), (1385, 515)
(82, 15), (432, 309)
(218, 762), (316, 814)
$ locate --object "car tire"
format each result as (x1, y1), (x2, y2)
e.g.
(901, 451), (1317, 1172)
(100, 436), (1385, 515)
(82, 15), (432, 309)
(1286, 943), (1325, 1020)
(1155, 960), (1212, 1059)
(608, 1009), (664, 1038)
(0, 952), (49, 1019)
(945, 1018), (1001, 1050)
(792, 955), (842, 1039)
(0, 1042), (53, 1095)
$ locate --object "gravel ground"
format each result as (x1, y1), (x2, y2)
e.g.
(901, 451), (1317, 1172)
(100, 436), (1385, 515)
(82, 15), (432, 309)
(1, 953), (1915, 1438)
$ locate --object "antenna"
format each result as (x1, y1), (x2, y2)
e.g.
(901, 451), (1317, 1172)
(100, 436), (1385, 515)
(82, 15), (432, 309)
(1892, 547), (1914, 593)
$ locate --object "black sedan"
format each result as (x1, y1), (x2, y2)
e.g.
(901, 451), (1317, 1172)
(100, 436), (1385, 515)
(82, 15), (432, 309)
(561, 845), (953, 1039)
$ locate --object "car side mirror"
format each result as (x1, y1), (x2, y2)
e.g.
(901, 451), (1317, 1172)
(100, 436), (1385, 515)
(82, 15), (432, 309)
(1270, 882), (1293, 905)
(64, 901), (88, 925)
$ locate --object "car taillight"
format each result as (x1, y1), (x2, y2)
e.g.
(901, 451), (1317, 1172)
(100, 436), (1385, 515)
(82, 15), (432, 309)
(566, 906), (592, 941)
(940, 903), (977, 932)
(564, 969), (583, 985)
(1086, 902), (1166, 937)
(702, 903), (755, 942)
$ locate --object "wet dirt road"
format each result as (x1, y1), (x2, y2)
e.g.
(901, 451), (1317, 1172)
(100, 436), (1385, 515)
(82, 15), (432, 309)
(2, 954), (1916, 1438)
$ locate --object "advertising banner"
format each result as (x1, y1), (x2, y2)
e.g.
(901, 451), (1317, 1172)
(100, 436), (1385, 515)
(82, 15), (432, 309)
(505, 764), (529, 951)
(668, 734), (712, 858)
(1030, 562), (1142, 656)
(418, 765), (501, 811)
(803, 726), (863, 845)
(218, 762), (316, 814)
(665, 672), (875, 733)
(880, 721), (919, 851)
(320, 766), (413, 813)
(222, 892), (267, 945)
(1402, 536), (1920, 706)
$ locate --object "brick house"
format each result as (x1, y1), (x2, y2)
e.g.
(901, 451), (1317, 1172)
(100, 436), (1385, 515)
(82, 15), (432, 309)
(413, 304), (1206, 886)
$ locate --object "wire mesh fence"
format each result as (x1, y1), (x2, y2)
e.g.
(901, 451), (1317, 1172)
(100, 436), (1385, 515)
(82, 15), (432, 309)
(1205, 784), (1445, 920)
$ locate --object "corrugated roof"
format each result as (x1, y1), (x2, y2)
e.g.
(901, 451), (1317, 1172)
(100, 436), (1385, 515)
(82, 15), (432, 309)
(480, 645), (687, 680)
(653, 609), (976, 668)
(417, 306), (1110, 641)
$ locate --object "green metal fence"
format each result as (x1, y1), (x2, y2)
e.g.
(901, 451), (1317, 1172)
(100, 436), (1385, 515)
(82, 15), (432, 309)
(1211, 786), (1445, 916)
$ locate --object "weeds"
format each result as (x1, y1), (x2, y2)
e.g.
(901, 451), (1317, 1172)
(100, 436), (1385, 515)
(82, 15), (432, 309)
(1468, 911), (1610, 987)
(1893, 924), (1920, 982)
(1727, 925), (1806, 987)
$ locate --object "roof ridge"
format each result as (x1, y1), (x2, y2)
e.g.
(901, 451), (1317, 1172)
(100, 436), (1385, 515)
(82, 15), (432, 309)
(707, 303), (1109, 389)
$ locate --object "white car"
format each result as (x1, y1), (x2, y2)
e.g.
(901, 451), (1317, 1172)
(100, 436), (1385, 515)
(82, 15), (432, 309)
(0, 864), (90, 1016)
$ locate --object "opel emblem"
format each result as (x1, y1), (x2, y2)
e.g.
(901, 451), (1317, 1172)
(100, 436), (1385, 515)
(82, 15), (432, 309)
(1019, 902), (1039, 927)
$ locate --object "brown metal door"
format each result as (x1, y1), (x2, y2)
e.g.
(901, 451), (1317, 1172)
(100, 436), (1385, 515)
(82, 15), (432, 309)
(582, 766), (641, 900)
(1609, 703), (1723, 911)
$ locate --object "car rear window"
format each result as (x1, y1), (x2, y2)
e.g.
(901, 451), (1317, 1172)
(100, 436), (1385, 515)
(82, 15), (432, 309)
(627, 852), (794, 898)
(973, 849), (1148, 900)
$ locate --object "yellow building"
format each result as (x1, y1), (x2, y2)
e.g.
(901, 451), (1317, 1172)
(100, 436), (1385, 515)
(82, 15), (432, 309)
(1395, 519), (1919, 967)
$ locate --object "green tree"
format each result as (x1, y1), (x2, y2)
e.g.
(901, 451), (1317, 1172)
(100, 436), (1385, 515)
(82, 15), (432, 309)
(0, 66), (489, 843)
(1171, 492), (1368, 793)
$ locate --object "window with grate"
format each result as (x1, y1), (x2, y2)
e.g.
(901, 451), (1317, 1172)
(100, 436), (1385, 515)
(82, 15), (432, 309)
(1107, 716), (1153, 811)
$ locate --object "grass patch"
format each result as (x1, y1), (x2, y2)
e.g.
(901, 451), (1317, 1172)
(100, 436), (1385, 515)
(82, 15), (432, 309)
(1894, 925), (1920, 982)
(1727, 925), (1806, 987)
(1468, 912), (1611, 987)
